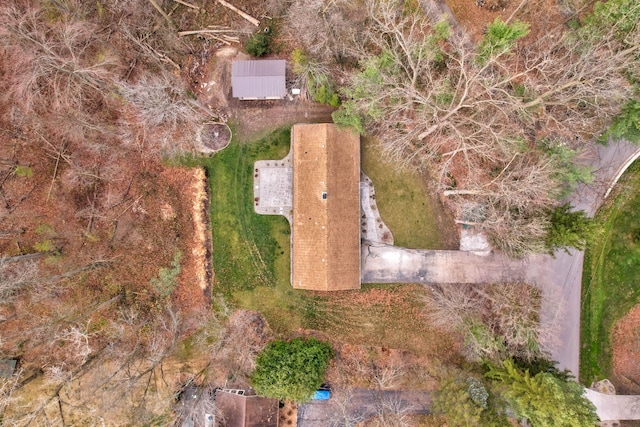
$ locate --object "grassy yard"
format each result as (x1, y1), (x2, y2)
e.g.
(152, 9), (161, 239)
(180, 127), (456, 360)
(361, 140), (457, 249)
(180, 128), (294, 295)
(580, 161), (640, 383)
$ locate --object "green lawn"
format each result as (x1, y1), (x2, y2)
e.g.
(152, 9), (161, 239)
(580, 161), (640, 384)
(361, 139), (457, 249)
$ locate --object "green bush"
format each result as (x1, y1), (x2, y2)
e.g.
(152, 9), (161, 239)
(14, 165), (33, 178)
(251, 337), (333, 402)
(291, 49), (341, 107)
(150, 251), (182, 298)
(245, 26), (274, 57)
(539, 138), (592, 197)
(487, 359), (599, 427)
(477, 18), (530, 64)
(291, 48), (309, 75)
(310, 83), (340, 107)
(433, 372), (508, 426)
(332, 101), (364, 134)
(581, 0), (640, 44)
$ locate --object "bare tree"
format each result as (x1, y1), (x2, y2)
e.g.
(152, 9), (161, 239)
(0, 368), (24, 418)
(335, 0), (637, 254)
(367, 393), (415, 427)
(0, 257), (39, 304)
(326, 388), (366, 427)
(371, 362), (406, 390)
(422, 284), (480, 332)
(0, 0), (218, 424)
(284, 0), (366, 63)
(211, 310), (271, 383)
(0, 2), (121, 142)
(118, 72), (206, 157)
(120, 75), (199, 129)
(173, 384), (220, 427)
(54, 322), (93, 365)
(423, 283), (550, 362)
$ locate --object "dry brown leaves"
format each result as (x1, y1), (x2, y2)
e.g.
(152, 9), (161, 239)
(612, 304), (640, 393)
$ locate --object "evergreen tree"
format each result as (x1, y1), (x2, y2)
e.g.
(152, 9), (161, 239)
(433, 373), (509, 426)
(477, 18), (530, 64)
(487, 359), (599, 426)
(545, 204), (596, 253)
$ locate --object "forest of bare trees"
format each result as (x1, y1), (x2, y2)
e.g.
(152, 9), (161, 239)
(0, 0), (238, 423)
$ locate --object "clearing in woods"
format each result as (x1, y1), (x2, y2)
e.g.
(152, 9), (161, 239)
(181, 127), (458, 363)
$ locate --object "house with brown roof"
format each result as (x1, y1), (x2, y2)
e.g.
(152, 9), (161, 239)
(290, 123), (361, 291)
(253, 123), (361, 291)
(216, 390), (279, 427)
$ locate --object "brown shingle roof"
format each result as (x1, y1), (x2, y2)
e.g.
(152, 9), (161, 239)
(291, 124), (361, 291)
(216, 392), (279, 427)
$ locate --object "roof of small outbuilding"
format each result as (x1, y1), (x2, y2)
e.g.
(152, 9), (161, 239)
(216, 391), (279, 427)
(231, 60), (286, 99)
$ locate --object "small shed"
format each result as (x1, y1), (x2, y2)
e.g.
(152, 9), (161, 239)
(231, 60), (286, 100)
(0, 359), (17, 378)
(216, 390), (279, 427)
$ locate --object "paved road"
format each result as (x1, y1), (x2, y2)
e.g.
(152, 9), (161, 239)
(542, 139), (640, 376)
(361, 139), (640, 380)
(297, 389), (432, 427)
(585, 389), (640, 421)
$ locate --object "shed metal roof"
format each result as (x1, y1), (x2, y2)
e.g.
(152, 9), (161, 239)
(231, 60), (286, 100)
(0, 359), (17, 378)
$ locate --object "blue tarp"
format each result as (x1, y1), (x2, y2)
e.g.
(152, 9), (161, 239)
(312, 390), (331, 400)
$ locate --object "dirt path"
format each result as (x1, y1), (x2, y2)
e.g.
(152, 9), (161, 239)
(196, 45), (335, 142)
(231, 101), (335, 142)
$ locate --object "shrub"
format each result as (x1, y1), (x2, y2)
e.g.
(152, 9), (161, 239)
(14, 165), (33, 178)
(599, 99), (640, 144)
(477, 18), (529, 64)
(150, 251), (182, 298)
(581, 0), (640, 44)
(487, 359), (599, 427)
(245, 26), (274, 57)
(433, 372), (508, 426)
(332, 102), (364, 134)
(291, 48), (340, 106)
(309, 83), (340, 107)
(250, 337), (333, 402)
